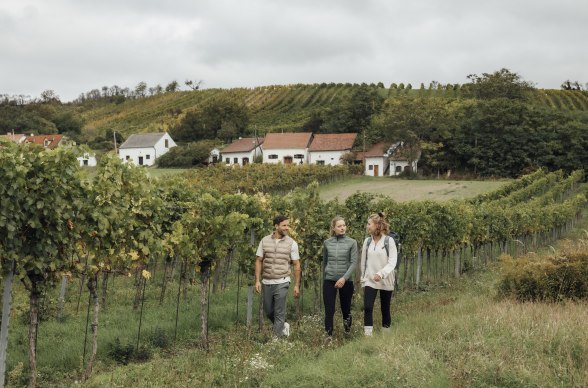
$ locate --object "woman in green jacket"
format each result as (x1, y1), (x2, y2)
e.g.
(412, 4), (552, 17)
(322, 216), (358, 336)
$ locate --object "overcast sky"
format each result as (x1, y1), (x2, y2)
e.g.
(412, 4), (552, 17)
(1, 0), (586, 102)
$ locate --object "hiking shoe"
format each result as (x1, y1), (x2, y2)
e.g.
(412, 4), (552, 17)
(343, 316), (352, 334)
(282, 322), (290, 337)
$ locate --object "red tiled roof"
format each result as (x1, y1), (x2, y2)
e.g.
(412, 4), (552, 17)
(221, 137), (264, 153)
(364, 142), (388, 157)
(263, 132), (313, 149)
(24, 135), (64, 149)
(308, 133), (357, 151)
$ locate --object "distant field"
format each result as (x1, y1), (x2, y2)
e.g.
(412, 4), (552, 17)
(319, 176), (510, 202)
(145, 168), (189, 178)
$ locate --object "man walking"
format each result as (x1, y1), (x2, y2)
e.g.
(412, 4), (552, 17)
(255, 215), (301, 337)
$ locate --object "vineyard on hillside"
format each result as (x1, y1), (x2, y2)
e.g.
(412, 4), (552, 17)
(78, 83), (588, 138)
(1, 143), (586, 386)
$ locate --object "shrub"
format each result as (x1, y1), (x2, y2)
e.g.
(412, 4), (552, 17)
(497, 252), (588, 302)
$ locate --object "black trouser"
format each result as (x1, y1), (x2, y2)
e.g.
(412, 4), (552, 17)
(323, 279), (354, 335)
(363, 286), (393, 327)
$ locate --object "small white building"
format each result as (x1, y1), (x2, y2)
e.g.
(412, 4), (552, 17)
(118, 132), (176, 166)
(221, 137), (264, 166)
(209, 148), (221, 164)
(364, 143), (388, 177)
(77, 152), (97, 167)
(262, 132), (313, 164)
(308, 133), (357, 166)
(388, 142), (420, 176)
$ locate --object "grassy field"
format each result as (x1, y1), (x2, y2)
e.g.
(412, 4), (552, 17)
(319, 176), (510, 202)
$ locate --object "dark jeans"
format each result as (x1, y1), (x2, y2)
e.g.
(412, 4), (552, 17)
(363, 286), (393, 327)
(323, 279), (354, 335)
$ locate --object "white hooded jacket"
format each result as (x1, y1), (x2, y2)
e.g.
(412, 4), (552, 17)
(360, 234), (397, 291)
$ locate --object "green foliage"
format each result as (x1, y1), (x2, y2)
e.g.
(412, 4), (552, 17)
(498, 252), (588, 302)
(461, 68), (534, 100)
(106, 338), (153, 365)
(157, 140), (221, 167)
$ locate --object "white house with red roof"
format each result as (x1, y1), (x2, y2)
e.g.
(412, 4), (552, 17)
(388, 142), (421, 176)
(24, 134), (67, 149)
(308, 133), (357, 166)
(364, 142), (421, 176)
(118, 132), (176, 166)
(262, 132), (313, 164)
(364, 142), (388, 177)
(221, 137), (264, 166)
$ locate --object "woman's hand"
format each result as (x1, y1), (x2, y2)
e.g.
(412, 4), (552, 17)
(373, 274), (382, 282)
(335, 277), (346, 288)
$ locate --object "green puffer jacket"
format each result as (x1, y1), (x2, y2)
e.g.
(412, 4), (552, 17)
(322, 235), (358, 281)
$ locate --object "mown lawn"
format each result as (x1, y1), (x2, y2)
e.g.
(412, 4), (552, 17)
(319, 176), (510, 202)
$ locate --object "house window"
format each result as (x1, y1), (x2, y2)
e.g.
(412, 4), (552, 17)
(44, 139), (50, 147)
(83, 160), (88, 166)
(234, 157), (238, 164)
(395, 166), (402, 173)
(225, 158), (230, 164)
(126, 156), (131, 160)
(268, 154), (278, 159)
(294, 154), (304, 159)
(146, 155), (151, 160)
(316, 160), (325, 165)
(242, 157), (249, 165)
(368, 165), (374, 171)
(165, 139), (169, 148)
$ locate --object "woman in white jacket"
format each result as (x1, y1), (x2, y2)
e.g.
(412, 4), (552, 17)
(360, 212), (397, 336)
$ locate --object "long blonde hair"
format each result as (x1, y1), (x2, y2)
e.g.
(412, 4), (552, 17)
(368, 212), (390, 236)
(330, 216), (345, 236)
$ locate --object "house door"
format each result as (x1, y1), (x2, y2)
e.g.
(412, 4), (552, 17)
(374, 164), (379, 177)
(138, 156), (144, 166)
(284, 156), (293, 164)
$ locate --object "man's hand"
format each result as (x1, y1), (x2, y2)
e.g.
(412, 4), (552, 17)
(293, 285), (300, 298)
(255, 281), (261, 294)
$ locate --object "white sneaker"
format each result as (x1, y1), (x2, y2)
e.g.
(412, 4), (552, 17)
(282, 322), (290, 337)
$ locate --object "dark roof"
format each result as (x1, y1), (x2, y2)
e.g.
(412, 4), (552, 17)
(364, 142), (388, 157)
(24, 135), (64, 149)
(263, 132), (313, 149)
(119, 133), (168, 148)
(221, 137), (264, 153)
(308, 133), (357, 151)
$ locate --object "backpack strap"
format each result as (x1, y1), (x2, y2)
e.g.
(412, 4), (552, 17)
(383, 235), (390, 257)
(363, 236), (372, 274)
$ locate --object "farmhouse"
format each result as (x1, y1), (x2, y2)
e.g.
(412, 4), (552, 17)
(262, 132), (313, 164)
(308, 133), (357, 166)
(364, 142), (388, 177)
(221, 137), (264, 166)
(24, 134), (68, 149)
(388, 142), (420, 176)
(118, 132), (176, 166)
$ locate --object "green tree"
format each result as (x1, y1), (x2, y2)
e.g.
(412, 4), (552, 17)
(322, 85), (383, 133)
(461, 68), (534, 100)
